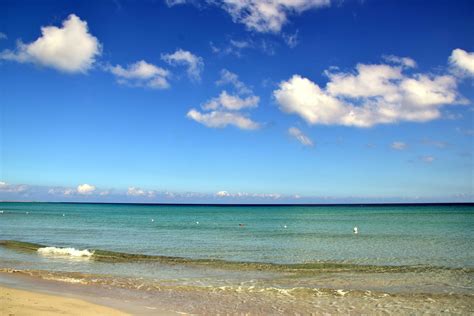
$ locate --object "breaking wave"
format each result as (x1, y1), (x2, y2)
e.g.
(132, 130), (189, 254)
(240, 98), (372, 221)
(1, 240), (472, 274)
(37, 247), (94, 258)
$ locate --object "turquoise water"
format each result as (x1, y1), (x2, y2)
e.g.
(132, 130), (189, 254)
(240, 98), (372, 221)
(0, 202), (473, 268)
(1, 202), (473, 314)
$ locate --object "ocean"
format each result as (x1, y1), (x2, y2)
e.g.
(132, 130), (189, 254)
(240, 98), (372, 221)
(0, 202), (473, 314)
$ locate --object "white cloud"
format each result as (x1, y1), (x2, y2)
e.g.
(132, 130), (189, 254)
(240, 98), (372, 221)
(187, 109), (260, 129)
(64, 188), (75, 196)
(203, 91), (259, 111)
(382, 55), (417, 68)
(456, 127), (474, 136)
(216, 69), (252, 95)
(210, 38), (278, 57)
(215, 191), (282, 199)
(391, 141), (407, 150)
(127, 187), (156, 198)
(165, 0), (187, 6)
(449, 48), (474, 77)
(109, 60), (167, 79)
(230, 39), (250, 49)
(219, 0), (331, 33)
(421, 155), (435, 163)
(0, 32), (7, 40)
(0, 181), (28, 193)
(108, 60), (170, 89)
(47, 184), (99, 196)
(288, 127), (313, 146)
(77, 184), (96, 195)
(0, 14), (101, 73)
(167, 0), (330, 33)
(274, 55), (466, 127)
(187, 69), (260, 130)
(162, 49), (204, 81)
(216, 190), (230, 197)
(283, 30), (299, 48)
(421, 139), (448, 148)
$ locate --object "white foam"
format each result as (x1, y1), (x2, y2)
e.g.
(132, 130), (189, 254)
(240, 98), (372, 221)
(37, 247), (94, 258)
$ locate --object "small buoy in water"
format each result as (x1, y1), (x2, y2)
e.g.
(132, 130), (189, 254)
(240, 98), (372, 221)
(283, 225), (287, 228)
(353, 226), (358, 234)
(62, 213), (65, 217)
(151, 219), (154, 222)
(196, 221), (199, 224)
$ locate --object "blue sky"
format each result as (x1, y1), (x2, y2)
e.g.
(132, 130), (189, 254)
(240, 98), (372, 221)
(0, 0), (473, 203)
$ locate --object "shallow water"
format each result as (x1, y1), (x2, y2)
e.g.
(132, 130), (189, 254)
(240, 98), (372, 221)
(0, 202), (473, 314)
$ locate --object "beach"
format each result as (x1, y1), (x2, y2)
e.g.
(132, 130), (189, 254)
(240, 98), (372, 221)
(0, 285), (128, 316)
(0, 202), (473, 314)
(0, 269), (472, 315)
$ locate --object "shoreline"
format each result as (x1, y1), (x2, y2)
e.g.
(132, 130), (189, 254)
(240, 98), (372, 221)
(1, 269), (472, 315)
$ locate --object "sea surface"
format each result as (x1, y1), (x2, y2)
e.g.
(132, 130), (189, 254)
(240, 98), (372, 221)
(0, 202), (473, 314)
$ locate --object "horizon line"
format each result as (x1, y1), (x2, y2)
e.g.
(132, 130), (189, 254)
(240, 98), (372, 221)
(1, 201), (473, 207)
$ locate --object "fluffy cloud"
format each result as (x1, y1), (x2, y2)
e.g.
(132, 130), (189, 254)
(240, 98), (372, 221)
(127, 187), (156, 198)
(216, 190), (230, 197)
(203, 91), (259, 111)
(274, 54), (466, 128)
(219, 0), (330, 33)
(382, 55), (417, 68)
(187, 109), (260, 129)
(187, 69), (261, 130)
(449, 48), (474, 77)
(0, 14), (101, 73)
(162, 49), (203, 81)
(108, 60), (170, 89)
(0, 32), (7, 40)
(288, 127), (313, 146)
(47, 184), (96, 196)
(77, 184), (96, 195)
(168, 0), (330, 33)
(391, 141), (407, 150)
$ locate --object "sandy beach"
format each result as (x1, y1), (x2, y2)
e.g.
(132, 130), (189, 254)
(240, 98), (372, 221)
(0, 285), (129, 316)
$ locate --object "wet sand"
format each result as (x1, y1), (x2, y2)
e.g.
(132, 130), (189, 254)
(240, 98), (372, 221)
(1, 270), (473, 315)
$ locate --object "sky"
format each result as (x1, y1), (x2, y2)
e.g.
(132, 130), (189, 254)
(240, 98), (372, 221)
(0, 0), (473, 203)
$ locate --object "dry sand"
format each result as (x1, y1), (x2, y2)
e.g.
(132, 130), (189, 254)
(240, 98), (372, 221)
(0, 285), (129, 316)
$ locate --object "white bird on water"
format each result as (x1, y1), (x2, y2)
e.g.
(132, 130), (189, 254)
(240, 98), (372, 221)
(353, 226), (359, 234)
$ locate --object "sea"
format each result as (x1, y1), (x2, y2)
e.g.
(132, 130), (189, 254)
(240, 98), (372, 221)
(0, 202), (473, 314)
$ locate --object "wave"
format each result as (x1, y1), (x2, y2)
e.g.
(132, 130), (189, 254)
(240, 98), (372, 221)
(37, 246), (94, 258)
(1, 240), (472, 274)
